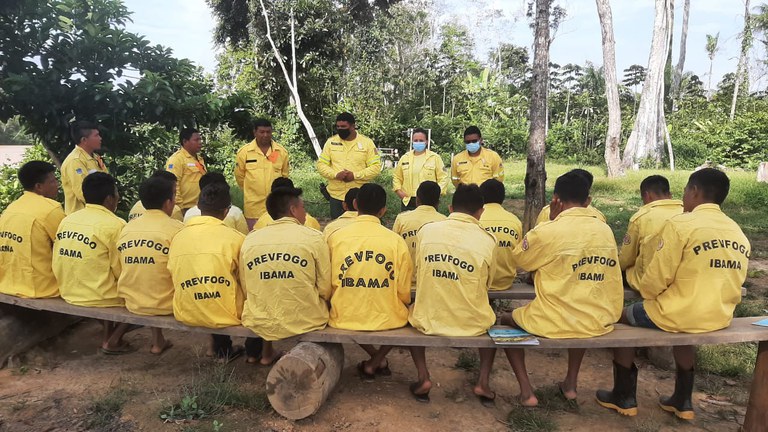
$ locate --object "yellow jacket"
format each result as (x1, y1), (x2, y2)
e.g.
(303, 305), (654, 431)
(234, 140), (290, 218)
(184, 205), (249, 235)
(61, 146), (107, 215)
(166, 148), (206, 210)
(253, 212), (321, 231)
(512, 207), (623, 338)
(240, 218), (331, 340)
(640, 204), (749, 333)
(392, 150), (449, 205)
(53, 204), (126, 307)
(450, 148), (504, 186)
(117, 210), (184, 315)
(323, 211), (357, 241)
(620, 199), (683, 290)
(409, 213), (497, 336)
(129, 200), (183, 222)
(316, 134), (381, 200)
(536, 204), (606, 226)
(479, 203), (523, 291)
(0, 192), (65, 298)
(327, 215), (413, 330)
(169, 216), (246, 328)
(392, 206), (446, 276)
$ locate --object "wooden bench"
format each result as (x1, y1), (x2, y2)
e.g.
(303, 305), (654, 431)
(1, 293), (766, 431)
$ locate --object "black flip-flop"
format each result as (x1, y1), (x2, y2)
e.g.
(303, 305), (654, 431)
(357, 361), (376, 382)
(409, 382), (430, 403)
(376, 359), (392, 376)
(101, 343), (137, 356)
(477, 392), (496, 408)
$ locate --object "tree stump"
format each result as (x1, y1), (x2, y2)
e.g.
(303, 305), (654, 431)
(757, 162), (768, 183)
(265, 342), (344, 420)
(0, 304), (80, 368)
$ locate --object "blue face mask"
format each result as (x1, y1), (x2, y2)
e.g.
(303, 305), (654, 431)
(466, 141), (481, 153)
(412, 141), (427, 152)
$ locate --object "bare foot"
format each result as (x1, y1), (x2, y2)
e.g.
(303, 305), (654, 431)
(473, 385), (495, 400)
(411, 379), (432, 395)
(245, 356), (259, 364)
(558, 381), (577, 400)
(519, 393), (539, 407)
(150, 340), (173, 355)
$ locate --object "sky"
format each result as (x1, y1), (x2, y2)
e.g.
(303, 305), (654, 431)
(122, 0), (765, 90)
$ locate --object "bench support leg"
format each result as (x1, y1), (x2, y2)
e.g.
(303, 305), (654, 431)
(265, 342), (344, 420)
(0, 304), (80, 368)
(743, 341), (768, 432)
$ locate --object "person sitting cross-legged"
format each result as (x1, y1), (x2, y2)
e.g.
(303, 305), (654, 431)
(240, 185), (331, 366)
(596, 168), (750, 420)
(498, 171), (623, 406)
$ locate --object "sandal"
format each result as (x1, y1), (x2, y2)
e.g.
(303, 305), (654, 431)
(409, 382), (430, 403)
(101, 342), (137, 356)
(476, 392), (496, 408)
(375, 359), (392, 376)
(357, 361), (376, 382)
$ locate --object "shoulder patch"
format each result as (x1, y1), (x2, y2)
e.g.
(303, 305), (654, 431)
(521, 236), (529, 251)
(622, 234), (631, 245)
(75, 168), (83, 174)
(168, 164), (174, 169)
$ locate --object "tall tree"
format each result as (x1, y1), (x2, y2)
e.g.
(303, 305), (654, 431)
(595, 0), (623, 177)
(705, 33), (720, 100)
(672, 0), (690, 107)
(730, 0), (753, 121)
(523, 0), (550, 232)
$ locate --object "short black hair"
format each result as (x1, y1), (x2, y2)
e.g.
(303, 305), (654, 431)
(356, 183), (386, 215)
(266, 187), (303, 220)
(151, 170), (177, 182)
(344, 187), (359, 210)
(199, 172), (227, 190)
(452, 183), (484, 214)
(71, 121), (98, 144)
(463, 125), (482, 138)
(336, 112), (356, 124)
(18, 161), (55, 191)
(569, 168), (594, 188)
(687, 168), (730, 205)
(480, 179), (505, 205)
(412, 127), (428, 138)
(198, 182), (231, 213)
(253, 118), (272, 130)
(139, 175), (175, 210)
(179, 127), (199, 145)
(271, 177), (294, 191)
(640, 175), (671, 196)
(82, 172), (117, 205)
(554, 172), (589, 204)
(416, 181), (440, 207)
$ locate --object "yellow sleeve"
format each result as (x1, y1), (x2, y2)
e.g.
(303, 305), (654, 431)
(108, 226), (123, 283)
(353, 143), (382, 181)
(396, 240), (413, 305)
(450, 158), (460, 186)
(619, 218), (641, 270)
(234, 213), (249, 234)
(234, 148), (245, 188)
(166, 154), (183, 200)
(171, 206), (183, 222)
(316, 142), (337, 180)
(638, 223), (682, 300)
(492, 153), (504, 181)
(392, 157), (404, 192)
(434, 156), (449, 194)
(43, 206), (66, 240)
(64, 158), (89, 204)
(392, 215), (403, 235)
(535, 206), (550, 226)
(232, 241), (245, 317)
(511, 229), (551, 272)
(305, 214), (321, 231)
(315, 237), (332, 301)
(486, 246), (498, 291)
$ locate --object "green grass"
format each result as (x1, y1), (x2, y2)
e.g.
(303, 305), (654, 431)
(505, 406), (557, 432)
(697, 343), (758, 377)
(454, 349), (480, 371)
(85, 383), (137, 430)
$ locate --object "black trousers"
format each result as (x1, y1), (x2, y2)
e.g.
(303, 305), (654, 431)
(212, 335), (263, 358)
(401, 197), (417, 212)
(330, 197), (345, 219)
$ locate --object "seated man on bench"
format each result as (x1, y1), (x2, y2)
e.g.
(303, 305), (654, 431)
(409, 183), (498, 404)
(392, 180), (446, 279)
(597, 168), (750, 420)
(117, 172), (184, 355)
(323, 187), (359, 241)
(535, 168), (605, 226)
(53, 172), (133, 353)
(478, 179), (522, 292)
(183, 173), (249, 234)
(240, 185), (331, 366)
(251, 178), (321, 231)
(327, 183), (413, 379)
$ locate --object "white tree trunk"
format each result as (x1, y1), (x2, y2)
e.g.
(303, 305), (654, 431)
(672, 0), (690, 106)
(595, 0), (623, 178)
(622, 0), (672, 170)
(730, 0), (752, 122)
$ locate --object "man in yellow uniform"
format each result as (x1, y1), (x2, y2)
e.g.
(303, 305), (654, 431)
(316, 112), (381, 219)
(498, 172), (623, 407)
(535, 169), (605, 225)
(0, 161), (65, 298)
(128, 171), (184, 222)
(392, 128), (448, 211)
(53, 172), (134, 353)
(408, 184), (498, 404)
(166, 127), (206, 214)
(183, 173), (249, 234)
(241, 185), (331, 366)
(234, 118), (290, 230)
(479, 179), (522, 291)
(252, 178), (321, 231)
(61, 121), (108, 214)
(169, 182), (260, 361)
(323, 188), (358, 241)
(117, 173), (184, 355)
(597, 169), (750, 420)
(327, 183), (412, 379)
(392, 181), (446, 278)
(619, 175), (683, 291)
(450, 126), (504, 187)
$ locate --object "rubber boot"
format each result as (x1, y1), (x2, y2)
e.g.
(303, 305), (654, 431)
(659, 368), (695, 420)
(596, 361), (638, 416)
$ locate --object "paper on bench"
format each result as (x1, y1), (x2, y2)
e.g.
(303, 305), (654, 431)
(752, 318), (768, 327)
(488, 327), (540, 345)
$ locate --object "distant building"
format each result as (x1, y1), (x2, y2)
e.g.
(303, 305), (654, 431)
(0, 145), (32, 167)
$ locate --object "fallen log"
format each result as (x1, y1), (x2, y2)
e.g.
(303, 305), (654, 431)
(0, 303), (81, 368)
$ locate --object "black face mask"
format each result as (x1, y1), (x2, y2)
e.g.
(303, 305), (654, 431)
(337, 129), (352, 140)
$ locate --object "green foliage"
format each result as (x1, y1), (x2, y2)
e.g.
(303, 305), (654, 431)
(697, 343), (757, 378)
(0, 143), (55, 212)
(85, 383), (137, 430)
(505, 406), (557, 432)
(454, 349), (480, 371)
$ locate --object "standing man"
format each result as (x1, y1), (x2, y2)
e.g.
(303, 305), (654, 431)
(479, 179), (522, 291)
(166, 127), (206, 215)
(450, 126), (504, 187)
(235, 118), (290, 230)
(316, 112), (381, 219)
(392, 128), (449, 211)
(61, 121), (108, 215)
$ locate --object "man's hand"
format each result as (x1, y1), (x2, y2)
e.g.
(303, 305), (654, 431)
(395, 190), (407, 199)
(335, 170), (349, 181)
(343, 171), (355, 182)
